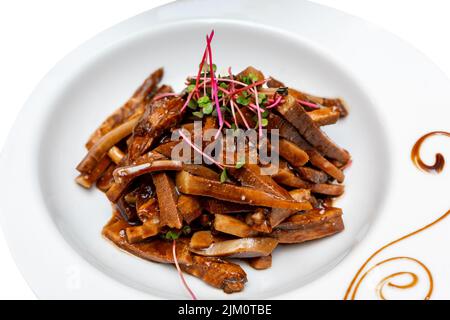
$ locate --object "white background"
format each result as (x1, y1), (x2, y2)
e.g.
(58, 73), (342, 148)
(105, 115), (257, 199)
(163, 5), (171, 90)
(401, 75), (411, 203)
(0, 0), (449, 299)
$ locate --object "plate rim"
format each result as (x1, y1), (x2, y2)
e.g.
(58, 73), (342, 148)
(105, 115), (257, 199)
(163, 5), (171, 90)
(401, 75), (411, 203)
(1, 0), (449, 299)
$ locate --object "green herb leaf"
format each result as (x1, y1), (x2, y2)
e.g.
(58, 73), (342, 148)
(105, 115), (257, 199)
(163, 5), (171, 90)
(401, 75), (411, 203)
(202, 103), (213, 115)
(201, 63), (217, 73)
(235, 160), (245, 169)
(249, 73), (258, 82)
(192, 111), (204, 118)
(165, 231), (180, 240)
(261, 109), (269, 118)
(188, 99), (198, 110)
(261, 118), (269, 127)
(198, 95), (211, 106)
(182, 226), (191, 235)
(219, 82), (228, 89)
(220, 168), (228, 183)
(258, 93), (267, 104)
(236, 93), (251, 106)
(198, 95), (212, 113)
(212, 106), (226, 117)
(186, 84), (196, 93)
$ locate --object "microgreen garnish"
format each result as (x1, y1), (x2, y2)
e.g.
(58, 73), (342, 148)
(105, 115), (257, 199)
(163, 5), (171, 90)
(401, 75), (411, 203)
(202, 103), (213, 115)
(236, 92), (251, 106)
(188, 99), (198, 110)
(261, 118), (269, 127)
(186, 84), (196, 93)
(201, 63), (217, 74)
(235, 160), (245, 169)
(220, 168), (228, 183)
(165, 230), (181, 240)
(198, 96), (211, 108)
(242, 73), (258, 85)
(192, 111), (204, 118)
(258, 93), (267, 104)
(182, 225), (192, 235)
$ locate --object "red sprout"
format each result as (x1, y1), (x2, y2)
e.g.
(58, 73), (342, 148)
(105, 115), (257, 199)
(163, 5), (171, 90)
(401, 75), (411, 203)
(153, 93), (179, 101)
(266, 95), (283, 109)
(178, 129), (233, 169)
(228, 78), (268, 97)
(205, 31), (224, 132)
(172, 240), (197, 300)
(297, 99), (320, 109)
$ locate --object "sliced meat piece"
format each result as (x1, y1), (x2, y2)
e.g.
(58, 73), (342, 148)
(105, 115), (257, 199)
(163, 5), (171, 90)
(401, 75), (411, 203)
(245, 208), (272, 233)
(308, 107), (340, 126)
(151, 84), (174, 100)
(87, 68), (163, 148)
(271, 208), (344, 243)
(308, 149), (345, 183)
(152, 140), (180, 158)
(136, 197), (159, 223)
(297, 167), (329, 184)
(214, 214), (258, 238)
(182, 164), (219, 180)
(106, 152), (166, 202)
(77, 117), (140, 174)
(96, 163), (116, 192)
(266, 77), (285, 88)
(125, 220), (159, 244)
(116, 196), (139, 225)
(228, 163), (291, 199)
(190, 238), (278, 258)
(276, 208), (343, 230)
(267, 112), (350, 172)
(268, 189), (312, 228)
(310, 183), (345, 196)
(107, 146), (125, 164)
(278, 139), (309, 167)
(181, 255), (247, 294)
(113, 159), (182, 183)
(177, 195), (202, 224)
(102, 216), (192, 264)
(176, 171), (312, 211)
(203, 199), (254, 215)
(103, 216), (247, 293)
(76, 155), (112, 189)
(277, 95), (350, 163)
(128, 96), (185, 161)
(271, 161), (309, 189)
(288, 88), (349, 117)
(190, 231), (214, 249)
(152, 172), (183, 229)
(247, 255), (272, 270)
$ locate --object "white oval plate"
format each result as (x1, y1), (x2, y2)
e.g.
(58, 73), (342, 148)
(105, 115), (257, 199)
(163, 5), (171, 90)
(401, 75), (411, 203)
(0, 0), (449, 300)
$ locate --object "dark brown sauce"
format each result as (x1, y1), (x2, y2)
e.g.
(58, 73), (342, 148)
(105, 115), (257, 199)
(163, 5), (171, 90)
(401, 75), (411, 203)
(345, 131), (450, 300)
(344, 210), (450, 300)
(411, 131), (449, 173)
